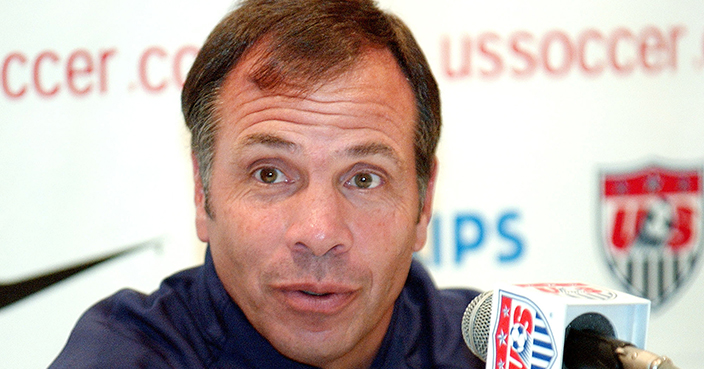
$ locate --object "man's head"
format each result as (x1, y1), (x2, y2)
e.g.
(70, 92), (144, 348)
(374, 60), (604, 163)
(181, 1), (441, 367)
(182, 0), (441, 216)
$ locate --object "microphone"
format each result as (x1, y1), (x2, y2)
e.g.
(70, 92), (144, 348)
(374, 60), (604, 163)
(461, 283), (679, 369)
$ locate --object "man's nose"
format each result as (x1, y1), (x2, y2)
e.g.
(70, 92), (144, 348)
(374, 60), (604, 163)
(285, 181), (353, 257)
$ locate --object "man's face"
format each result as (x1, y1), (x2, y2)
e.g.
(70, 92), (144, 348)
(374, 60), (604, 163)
(193, 48), (436, 368)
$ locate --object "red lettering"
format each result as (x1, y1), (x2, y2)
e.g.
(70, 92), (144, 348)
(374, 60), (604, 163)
(580, 286), (604, 294)
(437, 25), (685, 81)
(66, 49), (94, 95)
(1, 46), (212, 98)
(440, 35), (471, 79)
(33, 51), (60, 96)
(609, 28), (636, 74)
(99, 49), (117, 93)
(669, 206), (694, 250)
(541, 31), (573, 76)
(640, 26), (669, 73)
(2, 52), (27, 98)
(532, 285), (560, 293)
(512, 306), (533, 334)
(667, 26), (686, 70)
(611, 208), (630, 249)
(611, 206), (648, 249)
(478, 33), (503, 78)
(510, 32), (537, 77)
(578, 29), (605, 76)
(3, 48), (114, 99)
(508, 348), (527, 369)
(519, 282), (591, 293)
(139, 46), (168, 92)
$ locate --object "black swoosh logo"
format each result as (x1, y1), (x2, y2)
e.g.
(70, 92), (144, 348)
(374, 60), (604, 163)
(0, 240), (157, 309)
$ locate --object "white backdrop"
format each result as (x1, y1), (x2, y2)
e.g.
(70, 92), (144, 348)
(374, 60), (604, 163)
(1, 1), (702, 367)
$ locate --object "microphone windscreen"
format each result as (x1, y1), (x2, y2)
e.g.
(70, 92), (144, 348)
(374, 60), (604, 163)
(461, 290), (493, 361)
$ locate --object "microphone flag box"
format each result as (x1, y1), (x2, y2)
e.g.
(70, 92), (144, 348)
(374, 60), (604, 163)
(485, 282), (650, 369)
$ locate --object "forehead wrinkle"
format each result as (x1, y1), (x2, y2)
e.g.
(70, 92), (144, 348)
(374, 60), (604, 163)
(340, 142), (401, 167)
(237, 133), (300, 154)
(250, 93), (406, 121)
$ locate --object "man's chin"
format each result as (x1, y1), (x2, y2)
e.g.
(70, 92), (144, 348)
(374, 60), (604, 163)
(270, 330), (356, 368)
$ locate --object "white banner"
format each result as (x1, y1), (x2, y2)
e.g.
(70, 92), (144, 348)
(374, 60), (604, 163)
(1, 1), (702, 367)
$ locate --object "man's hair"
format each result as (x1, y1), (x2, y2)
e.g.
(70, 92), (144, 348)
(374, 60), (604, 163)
(182, 0), (441, 216)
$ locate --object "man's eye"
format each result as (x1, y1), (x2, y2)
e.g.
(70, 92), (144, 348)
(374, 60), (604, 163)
(349, 172), (382, 189)
(254, 167), (287, 184)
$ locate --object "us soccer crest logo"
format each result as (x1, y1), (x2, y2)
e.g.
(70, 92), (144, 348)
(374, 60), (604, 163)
(600, 163), (703, 309)
(490, 291), (557, 369)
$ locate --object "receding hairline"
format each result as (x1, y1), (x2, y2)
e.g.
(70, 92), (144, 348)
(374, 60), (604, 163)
(212, 40), (417, 150)
(230, 35), (393, 97)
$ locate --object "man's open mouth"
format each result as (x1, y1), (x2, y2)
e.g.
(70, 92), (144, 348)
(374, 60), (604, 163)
(276, 284), (357, 314)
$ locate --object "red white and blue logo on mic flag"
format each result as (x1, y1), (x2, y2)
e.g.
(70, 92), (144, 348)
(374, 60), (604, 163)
(600, 162), (703, 309)
(491, 291), (557, 369)
(517, 282), (617, 301)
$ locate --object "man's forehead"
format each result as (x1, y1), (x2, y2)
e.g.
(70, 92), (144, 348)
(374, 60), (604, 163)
(237, 132), (402, 164)
(229, 39), (406, 98)
(217, 46), (416, 129)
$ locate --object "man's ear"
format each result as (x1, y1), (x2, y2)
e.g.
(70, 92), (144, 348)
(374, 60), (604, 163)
(413, 156), (438, 253)
(192, 153), (210, 243)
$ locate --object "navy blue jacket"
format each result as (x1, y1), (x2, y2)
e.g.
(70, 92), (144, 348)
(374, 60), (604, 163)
(50, 251), (484, 368)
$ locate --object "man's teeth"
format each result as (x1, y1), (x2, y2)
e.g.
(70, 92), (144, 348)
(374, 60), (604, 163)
(302, 290), (328, 296)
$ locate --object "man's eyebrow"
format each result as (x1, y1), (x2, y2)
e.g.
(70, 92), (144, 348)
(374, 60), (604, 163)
(237, 135), (399, 164)
(238, 133), (299, 152)
(343, 142), (401, 165)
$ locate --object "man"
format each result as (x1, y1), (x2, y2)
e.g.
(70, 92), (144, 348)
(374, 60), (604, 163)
(51, 0), (483, 367)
